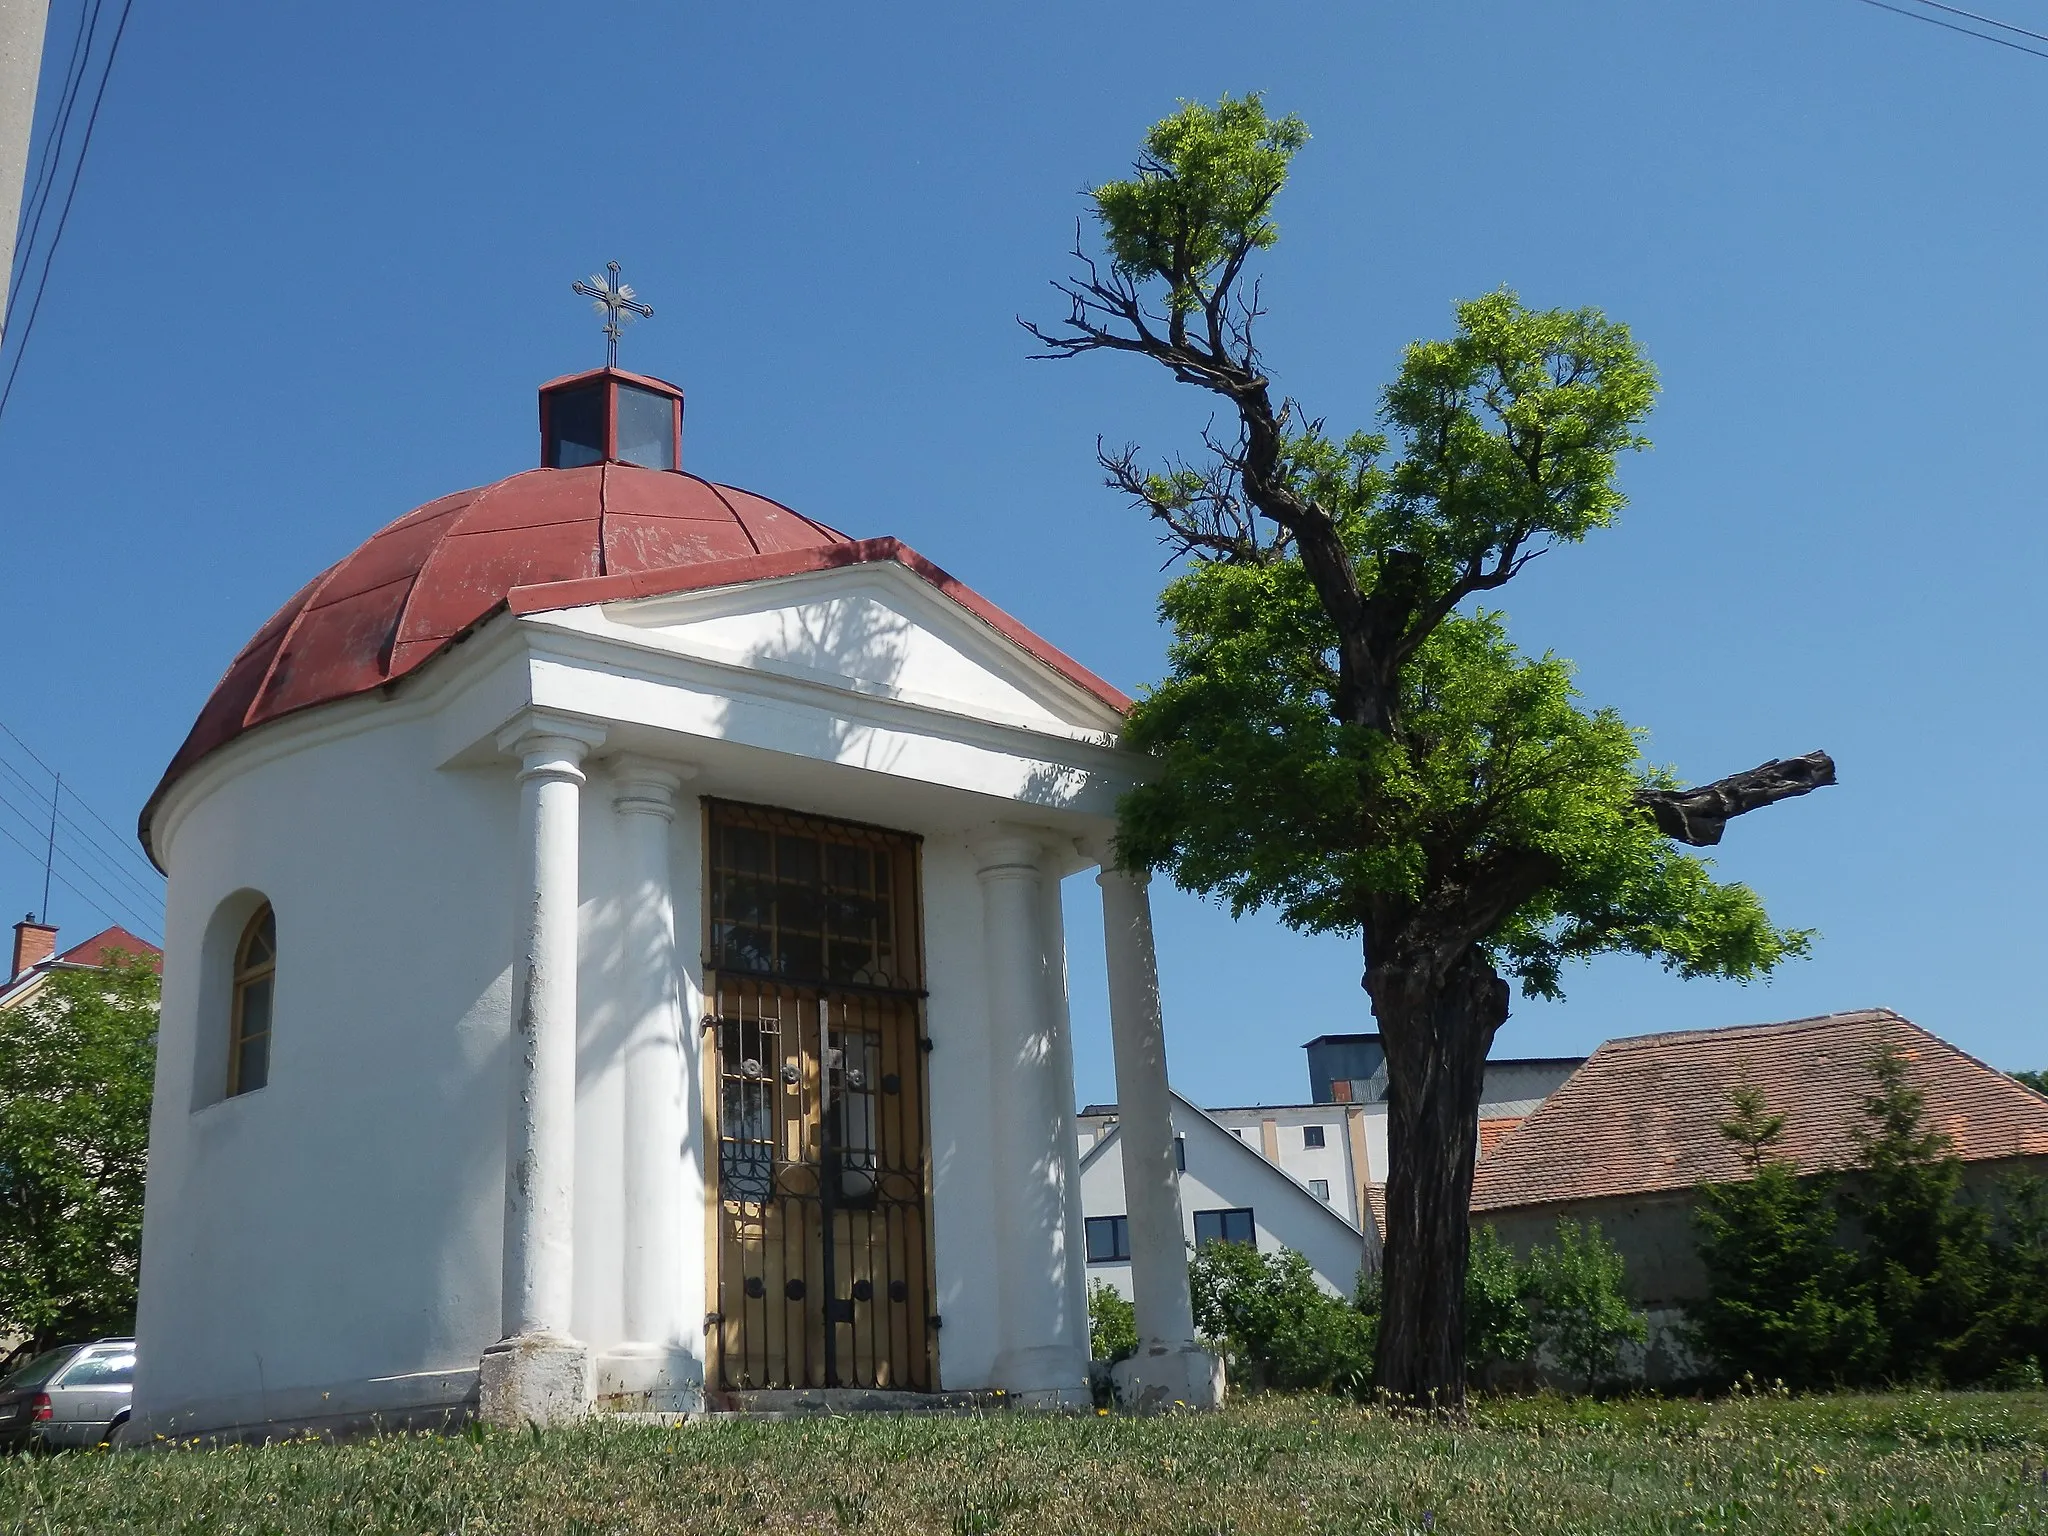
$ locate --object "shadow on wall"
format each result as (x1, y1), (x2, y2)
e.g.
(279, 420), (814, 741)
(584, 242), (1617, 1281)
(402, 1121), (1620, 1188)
(712, 584), (916, 781)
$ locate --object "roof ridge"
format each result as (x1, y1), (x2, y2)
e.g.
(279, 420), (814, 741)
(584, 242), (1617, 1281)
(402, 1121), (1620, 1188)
(392, 471), (527, 649)
(696, 476), (764, 556)
(1596, 1009), (1904, 1052)
(246, 555), (352, 727)
(713, 476), (853, 543)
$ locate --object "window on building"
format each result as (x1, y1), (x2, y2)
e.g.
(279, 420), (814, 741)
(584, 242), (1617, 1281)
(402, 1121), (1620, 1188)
(1085, 1215), (1130, 1263)
(1193, 1207), (1255, 1248)
(615, 383), (677, 470)
(1231, 1127), (1244, 1140)
(228, 904), (276, 1096)
(1302, 1124), (1326, 1149)
(543, 381), (607, 468)
(1309, 1178), (1330, 1202)
(1174, 1134), (1186, 1172)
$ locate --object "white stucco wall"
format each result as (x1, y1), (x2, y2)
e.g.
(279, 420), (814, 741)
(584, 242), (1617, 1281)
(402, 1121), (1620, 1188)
(1078, 1097), (1372, 1308)
(137, 707), (521, 1436)
(1202, 1104), (1381, 1227)
(136, 570), (1126, 1435)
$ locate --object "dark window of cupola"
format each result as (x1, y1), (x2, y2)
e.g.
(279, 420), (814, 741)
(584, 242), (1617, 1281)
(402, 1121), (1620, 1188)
(544, 382), (606, 468)
(615, 384), (677, 470)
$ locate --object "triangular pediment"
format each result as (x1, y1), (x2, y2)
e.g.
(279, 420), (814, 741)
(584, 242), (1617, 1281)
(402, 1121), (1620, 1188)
(566, 562), (1125, 735)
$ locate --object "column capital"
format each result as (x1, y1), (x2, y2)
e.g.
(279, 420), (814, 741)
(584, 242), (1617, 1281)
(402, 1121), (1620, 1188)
(497, 712), (607, 782)
(610, 754), (697, 820)
(1095, 861), (1153, 894)
(969, 824), (1049, 881)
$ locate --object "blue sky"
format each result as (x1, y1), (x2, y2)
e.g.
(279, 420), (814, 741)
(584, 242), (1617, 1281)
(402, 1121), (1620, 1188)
(2, 1), (2043, 1108)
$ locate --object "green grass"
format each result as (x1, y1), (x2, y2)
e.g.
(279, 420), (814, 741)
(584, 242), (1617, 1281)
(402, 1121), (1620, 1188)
(2, 1391), (2046, 1534)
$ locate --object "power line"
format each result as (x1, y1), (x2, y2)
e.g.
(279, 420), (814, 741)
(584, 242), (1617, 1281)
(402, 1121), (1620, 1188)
(0, 754), (161, 908)
(0, 781), (160, 939)
(0, 818), (157, 943)
(1908, 0), (2048, 47)
(0, 719), (161, 886)
(0, 781), (160, 930)
(0, 0), (136, 427)
(6, 0), (97, 315)
(1849, 0), (2048, 60)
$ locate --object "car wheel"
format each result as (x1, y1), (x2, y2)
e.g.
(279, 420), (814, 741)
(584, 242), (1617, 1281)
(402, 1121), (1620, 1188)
(98, 1413), (128, 1448)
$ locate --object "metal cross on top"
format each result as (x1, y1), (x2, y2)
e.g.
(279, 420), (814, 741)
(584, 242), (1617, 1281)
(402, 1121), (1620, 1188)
(573, 261), (653, 368)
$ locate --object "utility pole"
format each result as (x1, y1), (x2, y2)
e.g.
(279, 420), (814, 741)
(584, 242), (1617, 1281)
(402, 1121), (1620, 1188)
(0, 0), (49, 327)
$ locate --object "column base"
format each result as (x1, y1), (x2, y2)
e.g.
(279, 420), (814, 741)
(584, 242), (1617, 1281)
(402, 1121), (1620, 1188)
(1112, 1345), (1226, 1413)
(478, 1332), (591, 1428)
(594, 1342), (703, 1414)
(990, 1343), (1092, 1407)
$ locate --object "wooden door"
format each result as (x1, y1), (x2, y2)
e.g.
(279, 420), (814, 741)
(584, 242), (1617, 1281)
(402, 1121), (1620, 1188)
(703, 802), (934, 1392)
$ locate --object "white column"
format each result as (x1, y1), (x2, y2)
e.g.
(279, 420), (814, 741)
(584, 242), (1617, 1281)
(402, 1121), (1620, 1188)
(0, 0), (50, 319)
(596, 756), (699, 1412)
(1037, 862), (1091, 1365)
(973, 828), (1089, 1403)
(1099, 864), (1225, 1411)
(480, 712), (604, 1427)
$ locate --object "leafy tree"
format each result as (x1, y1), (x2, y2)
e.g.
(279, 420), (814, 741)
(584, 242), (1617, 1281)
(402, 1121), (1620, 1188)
(1690, 1084), (1880, 1388)
(2012, 1069), (2048, 1095)
(1189, 1240), (1375, 1393)
(1030, 93), (1832, 1408)
(1841, 1045), (1995, 1384)
(1465, 1225), (1533, 1383)
(0, 953), (157, 1348)
(1522, 1220), (1645, 1394)
(1087, 1280), (1138, 1364)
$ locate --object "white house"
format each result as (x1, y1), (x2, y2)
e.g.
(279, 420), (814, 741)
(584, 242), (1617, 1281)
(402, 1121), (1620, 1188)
(1078, 1092), (1376, 1301)
(1074, 1035), (1583, 1291)
(131, 364), (1219, 1438)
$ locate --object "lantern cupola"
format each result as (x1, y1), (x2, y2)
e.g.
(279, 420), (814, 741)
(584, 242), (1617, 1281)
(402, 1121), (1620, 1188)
(538, 366), (684, 472)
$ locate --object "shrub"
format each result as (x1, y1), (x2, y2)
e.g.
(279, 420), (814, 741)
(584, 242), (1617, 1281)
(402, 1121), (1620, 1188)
(1088, 1281), (1137, 1364)
(1465, 1225), (1533, 1382)
(1189, 1241), (1374, 1392)
(1523, 1219), (1646, 1393)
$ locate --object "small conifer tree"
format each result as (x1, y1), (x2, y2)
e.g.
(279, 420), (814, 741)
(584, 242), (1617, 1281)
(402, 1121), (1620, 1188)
(1841, 1045), (1995, 1384)
(1691, 1084), (1879, 1388)
(1974, 1174), (2048, 1383)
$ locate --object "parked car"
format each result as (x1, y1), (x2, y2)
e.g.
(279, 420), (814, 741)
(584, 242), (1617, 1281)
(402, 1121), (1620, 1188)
(0, 1339), (135, 1450)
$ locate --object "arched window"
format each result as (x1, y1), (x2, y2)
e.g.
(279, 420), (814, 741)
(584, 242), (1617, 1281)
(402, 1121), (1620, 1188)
(228, 905), (275, 1096)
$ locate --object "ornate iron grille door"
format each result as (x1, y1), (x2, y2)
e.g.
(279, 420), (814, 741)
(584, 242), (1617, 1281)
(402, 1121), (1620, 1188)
(704, 803), (933, 1392)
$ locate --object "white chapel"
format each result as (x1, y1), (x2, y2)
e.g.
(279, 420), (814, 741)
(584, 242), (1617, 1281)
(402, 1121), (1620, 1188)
(132, 359), (1221, 1436)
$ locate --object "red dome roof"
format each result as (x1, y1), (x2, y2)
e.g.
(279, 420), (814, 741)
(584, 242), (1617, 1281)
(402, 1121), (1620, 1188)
(156, 463), (850, 801)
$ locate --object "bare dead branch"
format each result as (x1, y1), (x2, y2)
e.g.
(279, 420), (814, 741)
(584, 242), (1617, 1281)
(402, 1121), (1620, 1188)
(1636, 751), (1838, 846)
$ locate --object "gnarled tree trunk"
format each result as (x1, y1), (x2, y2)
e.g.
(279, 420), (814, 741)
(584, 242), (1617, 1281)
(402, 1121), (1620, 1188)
(1366, 946), (1511, 1413)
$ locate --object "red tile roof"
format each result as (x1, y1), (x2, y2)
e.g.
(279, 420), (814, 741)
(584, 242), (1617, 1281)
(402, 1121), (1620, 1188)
(55, 925), (161, 970)
(1477, 1116), (1525, 1161)
(1471, 1009), (2048, 1214)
